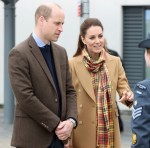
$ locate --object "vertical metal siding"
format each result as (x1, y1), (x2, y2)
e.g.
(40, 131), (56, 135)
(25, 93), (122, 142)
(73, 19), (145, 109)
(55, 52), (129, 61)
(123, 7), (145, 90)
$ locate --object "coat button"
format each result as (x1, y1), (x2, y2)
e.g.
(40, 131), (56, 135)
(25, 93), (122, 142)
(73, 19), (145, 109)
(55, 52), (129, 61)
(55, 98), (58, 102)
(79, 121), (82, 124)
(92, 121), (95, 124)
(78, 89), (81, 92)
(79, 104), (82, 108)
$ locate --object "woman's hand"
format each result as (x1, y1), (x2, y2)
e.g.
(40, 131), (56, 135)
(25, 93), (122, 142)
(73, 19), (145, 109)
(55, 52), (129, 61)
(119, 90), (134, 103)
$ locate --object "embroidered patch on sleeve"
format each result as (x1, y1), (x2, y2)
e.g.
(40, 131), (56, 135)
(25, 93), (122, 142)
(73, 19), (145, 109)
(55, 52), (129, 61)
(132, 106), (142, 120)
(136, 83), (147, 90)
(136, 90), (142, 94)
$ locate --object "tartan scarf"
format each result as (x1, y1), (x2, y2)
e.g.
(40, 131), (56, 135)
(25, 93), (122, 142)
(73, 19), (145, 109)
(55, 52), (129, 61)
(82, 49), (114, 148)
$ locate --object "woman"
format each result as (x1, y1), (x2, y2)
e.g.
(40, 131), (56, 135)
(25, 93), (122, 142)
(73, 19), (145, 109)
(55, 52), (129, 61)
(69, 18), (133, 148)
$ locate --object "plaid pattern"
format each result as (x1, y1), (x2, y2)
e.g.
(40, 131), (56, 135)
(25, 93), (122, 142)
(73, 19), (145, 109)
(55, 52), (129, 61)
(82, 49), (114, 148)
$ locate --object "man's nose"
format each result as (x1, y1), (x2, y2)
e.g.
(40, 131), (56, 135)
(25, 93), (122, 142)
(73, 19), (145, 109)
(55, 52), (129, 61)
(58, 25), (63, 32)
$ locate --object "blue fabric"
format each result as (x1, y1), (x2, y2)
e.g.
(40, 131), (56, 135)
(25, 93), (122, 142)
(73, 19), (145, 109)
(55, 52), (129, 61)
(32, 32), (46, 47)
(48, 135), (64, 148)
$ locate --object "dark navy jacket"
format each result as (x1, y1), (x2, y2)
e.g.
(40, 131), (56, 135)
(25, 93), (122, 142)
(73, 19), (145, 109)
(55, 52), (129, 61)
(131, 78), (150, 148)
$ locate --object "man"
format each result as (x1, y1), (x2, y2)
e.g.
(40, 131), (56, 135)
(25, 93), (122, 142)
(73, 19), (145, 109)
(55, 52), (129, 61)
(8, 2), (77, 148)
(131, 38), (150, 148)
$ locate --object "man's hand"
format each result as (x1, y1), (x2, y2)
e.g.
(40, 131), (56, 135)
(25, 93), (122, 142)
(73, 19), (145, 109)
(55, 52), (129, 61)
(55, 120), (73, 141)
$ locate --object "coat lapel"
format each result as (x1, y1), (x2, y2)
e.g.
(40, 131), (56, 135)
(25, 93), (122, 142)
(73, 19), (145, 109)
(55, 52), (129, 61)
(74, 56), (96, 103)
(28, 36), (56, 91)
(105, 53), (117, 81)
(51, 43), (63, 94)
(73, 53), (116, 103)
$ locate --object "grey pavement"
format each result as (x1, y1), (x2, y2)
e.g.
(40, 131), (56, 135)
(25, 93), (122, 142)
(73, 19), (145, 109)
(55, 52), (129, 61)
(0, 107), (13, 148)
(120, 111), (132, 148)
(0, 107), (132, 148)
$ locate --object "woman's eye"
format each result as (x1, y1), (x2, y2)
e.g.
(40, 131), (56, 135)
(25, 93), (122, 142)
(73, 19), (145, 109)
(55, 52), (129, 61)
(90, 36), (95, 39)
(98, 35), (103, 38)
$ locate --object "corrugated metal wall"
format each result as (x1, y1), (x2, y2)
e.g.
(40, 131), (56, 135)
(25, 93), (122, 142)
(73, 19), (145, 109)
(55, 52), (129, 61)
(123, 6), (145, 90)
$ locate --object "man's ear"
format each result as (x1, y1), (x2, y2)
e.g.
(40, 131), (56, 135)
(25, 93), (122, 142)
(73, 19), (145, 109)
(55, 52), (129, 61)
(38, 16), (45, 25)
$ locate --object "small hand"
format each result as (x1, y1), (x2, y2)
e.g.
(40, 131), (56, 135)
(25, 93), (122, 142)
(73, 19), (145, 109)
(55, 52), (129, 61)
(119, 90), (133, 103)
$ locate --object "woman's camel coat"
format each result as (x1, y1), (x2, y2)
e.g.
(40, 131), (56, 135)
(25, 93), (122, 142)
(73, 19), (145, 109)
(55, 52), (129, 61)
(69, 53), (132, 148)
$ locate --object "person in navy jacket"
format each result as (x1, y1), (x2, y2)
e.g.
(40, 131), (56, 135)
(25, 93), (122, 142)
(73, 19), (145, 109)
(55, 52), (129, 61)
(131, 37), (150, 148)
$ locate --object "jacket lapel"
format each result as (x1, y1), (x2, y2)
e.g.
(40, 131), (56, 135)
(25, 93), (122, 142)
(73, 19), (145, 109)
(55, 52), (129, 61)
(74, 55), (96, 103)
(51, 43), (63, 94)
(28, 36), (56, 91)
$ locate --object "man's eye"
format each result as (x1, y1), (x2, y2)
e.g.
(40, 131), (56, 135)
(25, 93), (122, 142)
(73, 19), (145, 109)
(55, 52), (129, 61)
(54, 22), (60, 25)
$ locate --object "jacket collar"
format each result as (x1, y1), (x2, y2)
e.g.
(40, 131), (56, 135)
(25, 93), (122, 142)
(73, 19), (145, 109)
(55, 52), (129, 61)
(28, 35), (62, 93)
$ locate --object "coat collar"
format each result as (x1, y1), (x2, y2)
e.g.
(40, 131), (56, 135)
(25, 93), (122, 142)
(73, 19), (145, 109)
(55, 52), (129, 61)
(73, 52), (116, 103)
(73, 55), (96, 102)
(27, 35), (62, 93)
(105, 53), (120, 81)
(51, 43), (63, 93)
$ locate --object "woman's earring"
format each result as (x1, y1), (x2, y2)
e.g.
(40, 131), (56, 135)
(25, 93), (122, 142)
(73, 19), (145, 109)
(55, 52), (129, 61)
(84, 44), (87, 49)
